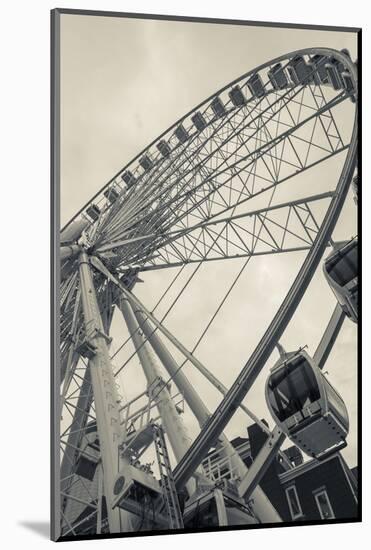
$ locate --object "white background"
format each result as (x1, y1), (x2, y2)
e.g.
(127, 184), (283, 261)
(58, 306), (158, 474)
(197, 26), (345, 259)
(0, 0), (368, 548)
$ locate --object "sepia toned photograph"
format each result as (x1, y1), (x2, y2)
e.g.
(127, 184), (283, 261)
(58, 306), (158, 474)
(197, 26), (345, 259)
(52, 9), (360, 541)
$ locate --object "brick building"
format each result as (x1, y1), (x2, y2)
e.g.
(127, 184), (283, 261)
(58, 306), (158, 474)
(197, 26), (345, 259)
(235, 422), (358, 522)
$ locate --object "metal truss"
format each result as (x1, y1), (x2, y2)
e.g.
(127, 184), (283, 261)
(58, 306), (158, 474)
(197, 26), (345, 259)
(123, 192), (333, 270)
(91, 81), (349, 272)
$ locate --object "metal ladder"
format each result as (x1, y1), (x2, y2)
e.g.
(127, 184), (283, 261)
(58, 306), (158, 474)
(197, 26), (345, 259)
(152, 423), (184, 529)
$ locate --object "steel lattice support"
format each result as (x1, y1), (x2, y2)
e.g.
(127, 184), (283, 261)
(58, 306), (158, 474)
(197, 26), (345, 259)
(60, 367), (93, 506)
(89, 254), (284, 522)
(78, 250), (135, 533)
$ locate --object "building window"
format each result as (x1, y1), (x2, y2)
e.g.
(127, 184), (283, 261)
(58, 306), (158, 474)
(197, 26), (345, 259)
(285, 485), (303, 519)
(313, 488), (335, 519)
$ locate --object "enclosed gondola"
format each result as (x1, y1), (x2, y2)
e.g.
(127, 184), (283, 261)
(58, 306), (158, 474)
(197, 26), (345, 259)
(229, 85), (247, 106)
(265, 349), (349, 459)
(191, 111), (207, 132)
(86, 203), (101, 222)
(210, 96), (227, 118)
(323, 237), (358, 323)
(157, 139), (171, 158)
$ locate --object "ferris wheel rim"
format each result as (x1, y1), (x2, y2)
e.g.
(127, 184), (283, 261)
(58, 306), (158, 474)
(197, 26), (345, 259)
(60, 46), (357, 235)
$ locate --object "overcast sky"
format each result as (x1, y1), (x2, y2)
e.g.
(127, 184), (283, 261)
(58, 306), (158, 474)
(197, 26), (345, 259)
(60, 14), (358, 467)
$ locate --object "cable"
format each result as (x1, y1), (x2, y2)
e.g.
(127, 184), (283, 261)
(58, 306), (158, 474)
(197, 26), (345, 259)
(147, 186), (277, 405)
(113, 210), (231, 377)
(111, 208), (212, 368)
(114, 261), (202, 377)
(110, 263), (187, 361)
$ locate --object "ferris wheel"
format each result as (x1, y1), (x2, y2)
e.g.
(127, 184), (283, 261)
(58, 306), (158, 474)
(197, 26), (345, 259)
(58, 47), (358, 537)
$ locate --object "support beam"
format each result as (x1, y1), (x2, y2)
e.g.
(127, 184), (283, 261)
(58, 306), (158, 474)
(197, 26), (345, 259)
(78, 250), (135, 533)
(119, 297), (199, 496)
(96, 234), (155, 254)
(90, 255), (290, 483)
(237, 426), (286, 500)
(313, 303), (345, 370)
(96, 192), (333, 256)
(133, 307), (209, 426)
(90, 255), (282, 441)
(133, 307), (292, 471)
(132, 307), (282, 523)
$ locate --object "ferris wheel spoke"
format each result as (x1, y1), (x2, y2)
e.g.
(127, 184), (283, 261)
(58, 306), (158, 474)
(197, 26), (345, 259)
(97, 142), (341, 271)
(90, 252), (290, 475)
(129, 192), (332, 270)
(93, 87), (348, 270)
(106, 195), (231, 270)
(307, 79), (346, 148)
(143, 140), (346, 270)
(231, 108), (278, 184)
(143, 95), (347, 239)
(94, 124), (221, 243)
(306, 94), (342, 154)
(73, 110), (348, 278)
(93, 81), (327, 247)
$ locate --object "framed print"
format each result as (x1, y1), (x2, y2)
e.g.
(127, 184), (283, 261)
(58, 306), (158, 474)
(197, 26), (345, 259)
(51, 8), (360, 542)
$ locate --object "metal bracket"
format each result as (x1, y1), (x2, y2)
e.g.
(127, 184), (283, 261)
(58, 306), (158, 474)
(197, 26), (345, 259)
(75, 339), (98, 359)
(74, 320), (112, 359)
